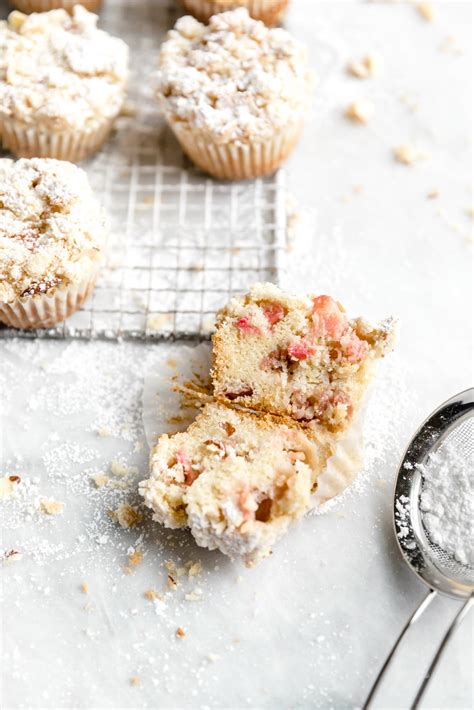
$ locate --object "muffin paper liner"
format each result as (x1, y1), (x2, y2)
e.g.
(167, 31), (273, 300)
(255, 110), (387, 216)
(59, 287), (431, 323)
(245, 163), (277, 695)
(0, 116), (114, 162)
(170, 120), (303, 180)
(0, 266), (100, 330)
(9, 0), (101, 12)
(181, 0), (288, 25)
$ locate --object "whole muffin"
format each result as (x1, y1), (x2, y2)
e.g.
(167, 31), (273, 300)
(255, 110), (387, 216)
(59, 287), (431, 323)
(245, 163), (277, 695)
(0, 6), (128, 162)
(0, 158), (108, 329)
(180, 0), (288, 27)
(157, 9), (313, 180)
(9, 0), (102, 13)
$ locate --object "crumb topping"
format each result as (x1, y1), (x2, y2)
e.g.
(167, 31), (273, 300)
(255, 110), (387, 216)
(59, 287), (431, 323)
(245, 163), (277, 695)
(156, 9), (313, 142)
(0, 6), (129, 131)
(0, 158), (107, 303)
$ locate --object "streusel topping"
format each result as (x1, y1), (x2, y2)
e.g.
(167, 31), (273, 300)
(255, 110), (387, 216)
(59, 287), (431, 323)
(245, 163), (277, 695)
(0, 6), (129, 131)
(0, 158), (107, 302)
(157, 9), (313, 143)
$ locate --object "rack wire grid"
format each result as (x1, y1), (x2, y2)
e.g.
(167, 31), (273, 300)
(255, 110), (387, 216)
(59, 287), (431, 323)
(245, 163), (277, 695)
(0, 0), (288, 342)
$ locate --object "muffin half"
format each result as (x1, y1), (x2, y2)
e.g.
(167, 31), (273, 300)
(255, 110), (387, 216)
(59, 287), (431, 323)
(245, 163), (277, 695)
(0, 6), (128, 161)
(156, 9), (313, 180)
(140, 402), (329, 565)
(0, 158), (108, 329)
(211, 283), (397, 432)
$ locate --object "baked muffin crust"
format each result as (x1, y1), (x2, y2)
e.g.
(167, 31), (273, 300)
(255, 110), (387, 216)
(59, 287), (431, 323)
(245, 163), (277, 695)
(0, 158), (107, 303)
(0, 6), (128, 133)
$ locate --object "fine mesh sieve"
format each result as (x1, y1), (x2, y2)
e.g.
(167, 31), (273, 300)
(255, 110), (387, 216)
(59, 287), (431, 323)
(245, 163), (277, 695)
(364, 388), (473, 709)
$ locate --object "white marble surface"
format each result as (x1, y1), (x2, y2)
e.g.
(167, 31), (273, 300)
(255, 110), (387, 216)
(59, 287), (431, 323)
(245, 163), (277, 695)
(1, 1), (473, 709)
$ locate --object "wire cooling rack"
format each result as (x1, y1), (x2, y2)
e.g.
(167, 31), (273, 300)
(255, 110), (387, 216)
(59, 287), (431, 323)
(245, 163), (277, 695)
(0, 0), (288, 342)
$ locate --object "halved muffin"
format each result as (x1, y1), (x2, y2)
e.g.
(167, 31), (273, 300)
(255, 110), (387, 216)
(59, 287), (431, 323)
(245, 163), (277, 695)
(211, 283), (397, 432)
(139, 402), (329, 565)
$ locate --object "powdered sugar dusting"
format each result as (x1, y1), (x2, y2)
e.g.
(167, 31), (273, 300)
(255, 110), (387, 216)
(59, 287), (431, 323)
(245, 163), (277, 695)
(0, 6), (129, 131)
(157, 9), (313, 142)
(0, 158), (107, 301)
(418, 435), (473, 567)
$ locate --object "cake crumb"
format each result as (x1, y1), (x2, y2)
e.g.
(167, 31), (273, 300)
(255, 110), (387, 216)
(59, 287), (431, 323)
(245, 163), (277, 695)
(393, 144), (419, 165)
(427, 190), (439, 199)
(0, 476), (20, 499)
(130, 676), (140, 686)
(92, 472), (109, 488)
(144, 589), (160, 601)
(147, 314), (170, 331)
(80, 582), (89, 594)
(40, 498), (64, 516)
(187, 561), (203, 578)
(110, 460), (136, 478)
(345, 99), (374, 124)
(96, 426), (112, 438)
(126, 549), (143, 572)
(2, 549), (22, 564)
(346, 53), (380, 79)
(164, 560), (176, 573)
(113, 504), (143, 529)
(167, 574), (178, 590)
(416, 2), (435, 22)
(176, 627), (186, 638)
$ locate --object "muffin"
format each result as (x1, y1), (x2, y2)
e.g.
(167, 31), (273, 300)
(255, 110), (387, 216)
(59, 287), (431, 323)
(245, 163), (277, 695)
(156, 9), (313, 180)
(140, 402), (329, 565)
(180, 0), (289, 27)
(211, 283), (397, 432)
(0, 6), (128, 161)
(9, 0), (102, 13)
(0, 157), (108, 329)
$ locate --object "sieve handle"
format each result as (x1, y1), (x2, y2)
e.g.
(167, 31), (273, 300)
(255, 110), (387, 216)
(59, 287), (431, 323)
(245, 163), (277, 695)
(411, 594), (474, 709)
(363, 589), (437, 709)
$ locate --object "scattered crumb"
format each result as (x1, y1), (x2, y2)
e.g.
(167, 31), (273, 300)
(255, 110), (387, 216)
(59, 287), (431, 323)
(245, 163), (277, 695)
(176, 627), (186, 638)
(2, 549), (22, 564)
(467, 207), (474, 218)
(96, 426), (112, 438)
(110, 460), (136, 478)
(80, 582), (89, 594)
(187, 561), (203, 578)
(0, 475), (20, 499)
(416, 2), (435, 22)
(346, 53), (380, 79)
(393, 144), (419, 165)
(129, 676), (140, 686)
(427, 190), (439, 199)
(147, 314), (170, 331)
(165, 560), (176, 573)
(144, 589), (160, 601)
(91, 472), (109, 488)
(166, 357), (177, 368)
(185, 590), (202, 602)
(40, 499), (64, 516)
(142, 195), (154, 205)
(112, 504), (143, 529)
(167, 574), (178, 590)
(124, 549), (143, 574)
(345, 99), (374, 124)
